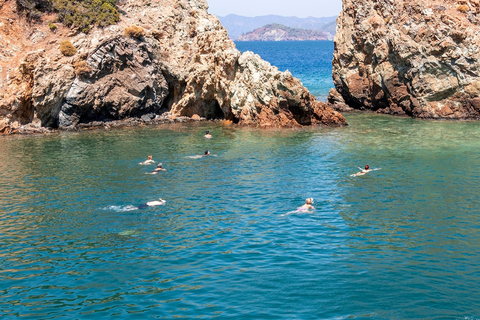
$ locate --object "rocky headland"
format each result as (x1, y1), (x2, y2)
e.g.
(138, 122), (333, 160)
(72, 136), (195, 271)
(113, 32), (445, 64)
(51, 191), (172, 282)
(218, 15), (337, 41)
(330, 0), (480, 119)
(237, 24), (332, 41)
(0, 0), (346, 134)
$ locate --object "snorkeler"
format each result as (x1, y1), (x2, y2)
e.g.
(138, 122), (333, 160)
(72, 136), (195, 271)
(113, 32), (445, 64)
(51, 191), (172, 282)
(139, 155), (155, 165)
(298, 198), (315, 211)
(146, 163), (166, 174)
(137, 198), (166, 209)
(204, 131), (212, 139)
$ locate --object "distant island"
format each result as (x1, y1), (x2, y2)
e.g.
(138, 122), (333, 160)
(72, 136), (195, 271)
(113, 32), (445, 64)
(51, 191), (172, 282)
(237, 23), (331, 41)
(217, 14), (336, 40)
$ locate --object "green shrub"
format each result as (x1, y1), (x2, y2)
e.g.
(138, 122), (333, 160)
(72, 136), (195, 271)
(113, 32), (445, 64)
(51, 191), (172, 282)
(15, 0), (120, 33)
(124, 25), (146, 39)
(16, 0), (51, 19)
(48, 22), (57, 31)
(53, 0), (119, 33)
(59, 40), (77, 56)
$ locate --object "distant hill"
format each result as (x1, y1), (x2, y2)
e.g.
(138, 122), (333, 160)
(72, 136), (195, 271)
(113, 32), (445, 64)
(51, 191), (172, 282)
(217, 14), (337, 40)
(237, 24), (330, 41)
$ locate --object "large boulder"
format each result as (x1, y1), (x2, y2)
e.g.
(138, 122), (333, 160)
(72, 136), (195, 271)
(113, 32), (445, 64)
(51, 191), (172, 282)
(332, 0), (480, 119)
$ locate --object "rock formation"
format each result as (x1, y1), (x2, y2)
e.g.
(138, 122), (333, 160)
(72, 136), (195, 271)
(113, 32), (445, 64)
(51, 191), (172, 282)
(0, 0), (346, 133)
(331, 0), (480, 119)
(237, 24), (331, 41)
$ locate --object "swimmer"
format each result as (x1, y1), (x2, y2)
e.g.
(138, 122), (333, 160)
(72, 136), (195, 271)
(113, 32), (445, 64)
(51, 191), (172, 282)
(281, 198), (315, 216)
(298, 198), (315, 211)
(204, 131), (212, 139)
(186, 150), (214, 159)
(146, 163), (166, 174)
(351, 165), (381, 177)
(137, 198), (166, 209)
(139, 155), (155, 165)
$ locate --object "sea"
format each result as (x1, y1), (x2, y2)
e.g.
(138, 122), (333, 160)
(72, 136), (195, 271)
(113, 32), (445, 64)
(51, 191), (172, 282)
(1, 41), (480, 319)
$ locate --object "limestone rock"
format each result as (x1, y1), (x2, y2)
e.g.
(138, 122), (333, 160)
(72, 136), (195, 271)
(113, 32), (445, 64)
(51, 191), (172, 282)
(59, 37), (168, 128)
(0, 0), (346, 132)
(333, 0), (480, 119)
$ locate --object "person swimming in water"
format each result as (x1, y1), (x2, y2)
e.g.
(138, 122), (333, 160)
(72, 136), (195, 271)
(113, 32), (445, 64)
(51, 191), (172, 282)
(298, 198), (315, 211)
(139, 155), (155, 165)
(137, 198), (166, 209)
(204, 131), (212, 139)
(351, 165), (381, 177)
(146, 163), (166, 174)
(186, 150), (212, 159)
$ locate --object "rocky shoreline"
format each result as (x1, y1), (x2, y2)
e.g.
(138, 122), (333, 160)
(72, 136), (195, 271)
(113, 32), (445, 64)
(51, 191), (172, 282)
(0, 113), (215, 135)
(1, 109), (347, 135)
(0, 0), (346, 134)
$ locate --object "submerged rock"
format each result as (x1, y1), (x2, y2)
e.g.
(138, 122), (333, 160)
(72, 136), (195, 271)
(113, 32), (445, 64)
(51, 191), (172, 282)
(332, 0), (480, 119)
(0, 0), (346, 133)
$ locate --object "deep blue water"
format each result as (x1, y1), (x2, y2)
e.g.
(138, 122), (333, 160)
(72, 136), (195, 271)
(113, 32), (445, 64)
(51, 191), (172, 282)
(2, 42), (480, 319)
(235, 41), (334, 101)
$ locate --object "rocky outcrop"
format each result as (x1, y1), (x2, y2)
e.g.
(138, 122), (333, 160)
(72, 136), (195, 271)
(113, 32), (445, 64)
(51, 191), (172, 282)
(237, 24), (331, 41)
(332, 0), (480, 119)
(59, 37), (168, 127)
(0, 0), (346, 132)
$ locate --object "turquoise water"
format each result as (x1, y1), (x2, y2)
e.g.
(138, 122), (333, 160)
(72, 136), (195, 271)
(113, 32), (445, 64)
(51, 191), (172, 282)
(235, 41), (334, 101)
(1, 114), (480, 319)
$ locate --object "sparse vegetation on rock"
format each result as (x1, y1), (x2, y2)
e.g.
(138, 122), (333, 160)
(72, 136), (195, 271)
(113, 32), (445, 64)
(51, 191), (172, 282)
(124, 25), (146, 39)
(74, 60), (92, 76)
(48, 22), (57, 31)
(59, 40), (76, 56)
(15, 0), (120, 33)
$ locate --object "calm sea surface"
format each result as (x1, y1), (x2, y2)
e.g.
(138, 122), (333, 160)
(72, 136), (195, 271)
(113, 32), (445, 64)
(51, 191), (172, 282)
(1, 42), (480, 319)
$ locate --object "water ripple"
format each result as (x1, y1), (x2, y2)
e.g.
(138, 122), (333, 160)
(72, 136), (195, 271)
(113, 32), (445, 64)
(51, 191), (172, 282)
(1, 117), (480, 318)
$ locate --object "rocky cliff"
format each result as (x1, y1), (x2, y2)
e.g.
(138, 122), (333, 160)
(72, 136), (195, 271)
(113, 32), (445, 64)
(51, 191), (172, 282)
(237, 24), (331, 41)
(0, 0), (346, 133)
(331, 0), (480, 119)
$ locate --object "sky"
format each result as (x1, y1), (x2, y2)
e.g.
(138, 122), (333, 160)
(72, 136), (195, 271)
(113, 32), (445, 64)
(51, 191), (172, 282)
(206, 0), (342, 18)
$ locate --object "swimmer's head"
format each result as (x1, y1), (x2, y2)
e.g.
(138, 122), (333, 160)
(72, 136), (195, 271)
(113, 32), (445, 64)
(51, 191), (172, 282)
(205, 150), (210, 155)
(365, 165), (370, 170)
(205, 131), (210, 134)
(148, 155), (152, 160)
(157, 163), (163, 168)
(306, 198), (314, 205)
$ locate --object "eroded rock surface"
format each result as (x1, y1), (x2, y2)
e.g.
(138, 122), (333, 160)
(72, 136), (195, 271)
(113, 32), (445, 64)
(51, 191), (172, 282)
(0, 0), (346, 132)
(332, 0), (480, 119)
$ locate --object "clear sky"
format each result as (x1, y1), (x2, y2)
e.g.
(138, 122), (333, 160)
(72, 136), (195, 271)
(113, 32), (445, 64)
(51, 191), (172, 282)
(206, 0), (342, 18)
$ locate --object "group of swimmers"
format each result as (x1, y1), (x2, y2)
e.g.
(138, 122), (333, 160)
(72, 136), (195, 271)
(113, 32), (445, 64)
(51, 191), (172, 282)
(295, 165), (378, 212)
(134, 131), (213, 208)
(134, 130), (379, 211)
